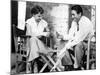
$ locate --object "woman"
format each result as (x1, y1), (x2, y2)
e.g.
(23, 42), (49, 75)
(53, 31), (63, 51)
(26, 5), (50, 72)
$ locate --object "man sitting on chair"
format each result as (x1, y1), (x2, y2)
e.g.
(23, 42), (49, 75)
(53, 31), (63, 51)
(60, 5), (94, 70)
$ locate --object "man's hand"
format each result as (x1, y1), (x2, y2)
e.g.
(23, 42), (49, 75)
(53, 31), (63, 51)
(66, 42), (73, 50)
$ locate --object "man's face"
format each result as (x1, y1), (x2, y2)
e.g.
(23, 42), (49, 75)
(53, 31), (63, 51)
(71, 10), (81, 22)
(34, 13), (43, 22)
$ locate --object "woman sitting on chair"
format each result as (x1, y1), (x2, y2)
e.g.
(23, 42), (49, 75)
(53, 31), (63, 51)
(25, 5), (50, 72)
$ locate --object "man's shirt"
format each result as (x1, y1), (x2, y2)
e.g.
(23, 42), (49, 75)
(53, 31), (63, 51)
(64, 16), (94, 47)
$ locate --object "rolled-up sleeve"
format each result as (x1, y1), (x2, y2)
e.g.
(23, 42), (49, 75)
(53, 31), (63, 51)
(26, 21), (31, 35)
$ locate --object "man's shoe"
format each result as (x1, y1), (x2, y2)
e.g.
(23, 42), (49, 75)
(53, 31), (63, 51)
(74, 67), (81, 71)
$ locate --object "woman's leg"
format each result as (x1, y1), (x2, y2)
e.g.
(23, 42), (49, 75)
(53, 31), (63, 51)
(28, 37), (39, 61)
(36, 37), (50, 54)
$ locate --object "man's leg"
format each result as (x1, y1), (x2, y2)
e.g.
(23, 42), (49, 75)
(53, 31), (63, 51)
(74, 42), (84, 69)
(62, 50), (73, 71)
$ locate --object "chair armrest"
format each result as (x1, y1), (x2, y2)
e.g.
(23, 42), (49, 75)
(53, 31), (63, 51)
(20, 35), (31, 38)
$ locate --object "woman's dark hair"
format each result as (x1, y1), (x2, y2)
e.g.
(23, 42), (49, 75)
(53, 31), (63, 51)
(31, 5), (44, 15)
(71, 5), (83, 15)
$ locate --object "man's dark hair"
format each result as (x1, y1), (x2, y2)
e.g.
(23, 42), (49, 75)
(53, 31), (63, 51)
(31, 5), (44, 15)
(71, 5), (83, 15)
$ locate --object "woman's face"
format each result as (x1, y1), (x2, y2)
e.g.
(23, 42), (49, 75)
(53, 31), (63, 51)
(34, 13), (43, 22)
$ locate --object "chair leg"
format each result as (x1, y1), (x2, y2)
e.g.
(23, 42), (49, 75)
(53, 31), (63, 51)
(26, 62), (31, 73)
(33, 62), (38, 73)
(39, 55), (53, 72)
(39, 63), (48, 73)
(86, 39), (91, 70)
(16, 61), (19, 74)
(47, 55), (61, 71)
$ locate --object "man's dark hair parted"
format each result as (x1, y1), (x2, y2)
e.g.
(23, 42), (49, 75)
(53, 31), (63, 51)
(31, 5), (44, 15)
(71, 5), (83, 15)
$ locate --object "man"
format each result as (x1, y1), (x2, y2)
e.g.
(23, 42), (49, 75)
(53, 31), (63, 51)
(59, 5), (94, 70)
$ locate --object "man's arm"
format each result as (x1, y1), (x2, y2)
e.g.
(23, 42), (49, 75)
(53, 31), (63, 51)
(63, 21), (77, 41)
(66, 18), (93, 48)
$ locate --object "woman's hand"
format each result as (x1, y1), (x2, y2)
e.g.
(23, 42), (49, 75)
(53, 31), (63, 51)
(58, 35), (63, 39)
(43, 32), (50, 37)
(37, 35), (42, 38)
(37, 32), (50, 38)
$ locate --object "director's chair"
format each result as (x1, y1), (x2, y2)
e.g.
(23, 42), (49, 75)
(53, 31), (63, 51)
(38, 37), (63, 73)
(12, 25), (31, 74)
(50, 34), (96, 71)
(86, 34), (96, 70)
